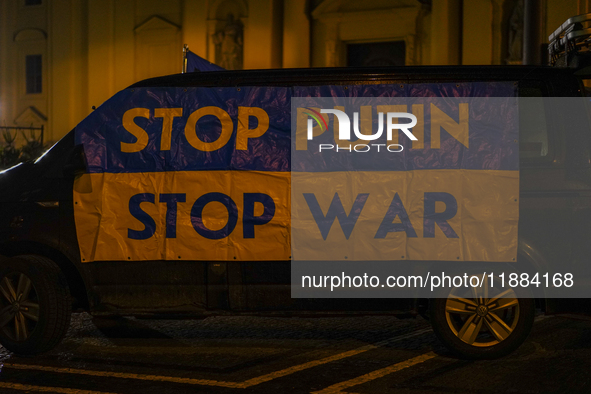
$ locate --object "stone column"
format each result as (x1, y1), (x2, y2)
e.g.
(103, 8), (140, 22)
(429, 0), (461, 65)
(523, 0), (542, 65)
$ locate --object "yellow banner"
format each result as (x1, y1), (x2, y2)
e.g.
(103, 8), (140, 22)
(291, 170), (519, 262)
(73, 171), (291, 262)
(74, 169), (517, 263)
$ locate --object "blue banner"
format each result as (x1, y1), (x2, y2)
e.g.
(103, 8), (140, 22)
(75, 82), (517, 174)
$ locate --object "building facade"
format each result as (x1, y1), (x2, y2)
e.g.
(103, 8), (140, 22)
(0, 0), (585, 143)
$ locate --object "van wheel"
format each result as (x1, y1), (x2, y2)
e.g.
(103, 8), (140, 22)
(430, 282), (534, 360)
(0, 255), (71, 355)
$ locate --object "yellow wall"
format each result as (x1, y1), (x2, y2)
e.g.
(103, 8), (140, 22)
(462, 0), (493, 65)
(0, 0), (583, 143)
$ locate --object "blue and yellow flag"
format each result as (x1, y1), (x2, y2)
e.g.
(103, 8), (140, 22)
(74, 82), (518, 263)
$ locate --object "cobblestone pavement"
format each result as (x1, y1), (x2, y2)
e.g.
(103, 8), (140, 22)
(0, 313), (589, 393)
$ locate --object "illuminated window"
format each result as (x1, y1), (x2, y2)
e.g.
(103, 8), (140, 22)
(519, 86), (549, 159)
(519, 97), (548, 158)
(26, 55), (42, 94)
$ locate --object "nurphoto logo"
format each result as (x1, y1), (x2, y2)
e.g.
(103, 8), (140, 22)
(304, 107), (417, 153)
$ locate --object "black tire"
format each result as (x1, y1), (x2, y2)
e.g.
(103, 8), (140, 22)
(0, 255), (71, 355)
(429, 275), (535, 360)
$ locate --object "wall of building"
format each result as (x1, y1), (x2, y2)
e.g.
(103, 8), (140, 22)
(0, 0), (295, 142)
(0, 0), (584, 143)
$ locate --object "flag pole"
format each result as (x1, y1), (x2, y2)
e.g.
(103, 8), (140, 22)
(182, 44), (188, 73)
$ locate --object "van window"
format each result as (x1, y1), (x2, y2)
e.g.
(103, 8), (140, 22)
(518, 87), (549, 159)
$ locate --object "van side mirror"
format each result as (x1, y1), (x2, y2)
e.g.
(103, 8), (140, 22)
(63, 145), (87, 178)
